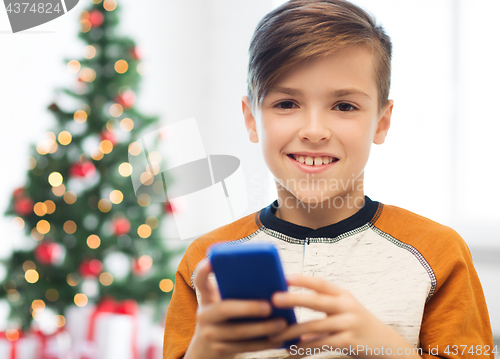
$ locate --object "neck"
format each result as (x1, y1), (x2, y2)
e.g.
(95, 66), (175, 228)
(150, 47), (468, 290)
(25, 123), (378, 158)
(274, 181), (366, 229)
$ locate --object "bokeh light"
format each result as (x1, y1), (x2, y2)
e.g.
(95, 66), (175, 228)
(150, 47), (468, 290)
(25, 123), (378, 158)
(138, 255), (152, 270)
(140, 171), (154, 186)
(31, 228), (44, 241)
(74, 293), (88, 307)
(48, 172), (63, 187)
(103, 0), (117, 11)
(91, 148), (104, 161)
(5, 329), (19, 341)
(64, 220), (77, 234)
(118, 162), (132, 177)
(34, 202), (48, 216)
(87, 234), (101, 249)
(64, 191), (77, 205)
(109, 190), (123, 204)
(99, 272), (113, 286)
(22, 261), (36, 271)
(74, 110), (88, 123)
(25, 269), (39, 283)
(83, 45), (96, 59)
(32, 299), (45, 312)
(45, 200), (56, 214)
(58, 131), (72, 145)
(99, 140), (113, 154)
(36, 220), (50, 234)
(114, 59), (128, 74)
(148, 151), (162, 164)
(28, 156), (37, 170)
(137, 224), (151, 238)
(66, 273), (79, 287)
(128, 142), (141, 156)
(159, 279), (174, 293)
(55, 315), (66, 327)
(46, 289), (59, 302)
(67, 60), (81, 73)
(146, 216), (159, 229)
(80, 67), (96, 82)
(109, 103), (123, 117)
(98, 198), (112, 212)
(137, 193), (151, 207)
(120, 118), (134, 131)
(52, 184), (66, 196)
(11, 217), (25, 231)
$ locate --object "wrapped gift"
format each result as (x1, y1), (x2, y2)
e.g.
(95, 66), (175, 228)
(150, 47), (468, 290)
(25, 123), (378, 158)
(32, 328), (71, 359)
(144, 324), (165, 359)
(80, 298), (139, 359)
(0, 331), (38, 359)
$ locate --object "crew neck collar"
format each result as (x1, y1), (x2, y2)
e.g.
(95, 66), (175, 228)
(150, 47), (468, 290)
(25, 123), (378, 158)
(259, 195), (380, 240)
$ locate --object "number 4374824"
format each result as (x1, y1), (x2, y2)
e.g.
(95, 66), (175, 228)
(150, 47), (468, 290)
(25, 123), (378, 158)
(443, 345), (498, 356)
(5, 3), (62, 14)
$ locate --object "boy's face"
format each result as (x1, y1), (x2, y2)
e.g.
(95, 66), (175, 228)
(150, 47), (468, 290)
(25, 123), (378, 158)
(243, 45), (393, 205)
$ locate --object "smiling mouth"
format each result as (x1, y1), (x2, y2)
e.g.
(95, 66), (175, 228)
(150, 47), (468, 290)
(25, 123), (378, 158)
(287, 154), (339, 166)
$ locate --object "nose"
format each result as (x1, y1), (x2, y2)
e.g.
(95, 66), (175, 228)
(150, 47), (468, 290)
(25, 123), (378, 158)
(298, 110), (331, 143)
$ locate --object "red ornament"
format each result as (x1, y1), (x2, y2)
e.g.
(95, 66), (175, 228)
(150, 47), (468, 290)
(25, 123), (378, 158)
(69, 162), (96, 178)
(14, 197), (34, 216)
(112, 217), (131, 236)
(35, 242), (62, 266)
(129, 47), (141, 60)
(132, 256), (152, 276)
(79, 259), (103, 278)
(88, 10), (104, 27)
(114, 90), (135, 109)
(13, 187), (24, 199)
(100, 130), (117, 146)
(164, 201), (176, 214)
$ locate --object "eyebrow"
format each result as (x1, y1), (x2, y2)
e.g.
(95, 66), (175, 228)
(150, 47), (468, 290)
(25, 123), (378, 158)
(268, 86), (371, 99)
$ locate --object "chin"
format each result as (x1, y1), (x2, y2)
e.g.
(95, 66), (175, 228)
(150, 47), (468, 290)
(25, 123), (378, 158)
(288, 190), (335, 205)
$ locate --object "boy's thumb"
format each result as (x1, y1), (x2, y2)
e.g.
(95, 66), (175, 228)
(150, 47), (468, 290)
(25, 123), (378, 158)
(194, 258), (219, 306)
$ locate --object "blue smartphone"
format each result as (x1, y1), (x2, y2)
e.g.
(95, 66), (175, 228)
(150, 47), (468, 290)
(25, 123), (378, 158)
(207, 242), (299, 347)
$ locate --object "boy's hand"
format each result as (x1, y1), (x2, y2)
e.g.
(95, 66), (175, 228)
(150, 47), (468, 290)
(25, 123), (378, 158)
(269, 275), (422, 359)
(184, 259), (288, 359)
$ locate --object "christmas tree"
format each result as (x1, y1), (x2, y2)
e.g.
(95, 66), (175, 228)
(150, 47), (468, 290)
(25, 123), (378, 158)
(2, 0), (179, 332)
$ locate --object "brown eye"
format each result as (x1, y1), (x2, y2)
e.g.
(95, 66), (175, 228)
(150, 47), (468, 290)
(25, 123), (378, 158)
(336, 103), (356, 111)
(276, 101), (296, 109)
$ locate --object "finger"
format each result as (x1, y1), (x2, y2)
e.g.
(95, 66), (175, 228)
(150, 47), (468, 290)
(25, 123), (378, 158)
(269, 314), (351, 343)
(200, 299), (272, 324)
(286, 275), (343, 296)
(210, 318), (288, 341)
(272, 291), (343, 315)
(194, 259), (219, 306)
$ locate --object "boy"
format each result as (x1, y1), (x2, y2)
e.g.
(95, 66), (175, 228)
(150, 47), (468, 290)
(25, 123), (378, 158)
(163, 0), (495, 358)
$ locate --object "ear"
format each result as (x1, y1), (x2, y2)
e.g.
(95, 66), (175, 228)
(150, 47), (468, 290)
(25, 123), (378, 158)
(373, 99), (393, 145)
(242, 96), (259, 143)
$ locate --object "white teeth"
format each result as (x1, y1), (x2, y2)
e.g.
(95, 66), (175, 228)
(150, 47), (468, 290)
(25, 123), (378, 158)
(292, 154), (336, 166)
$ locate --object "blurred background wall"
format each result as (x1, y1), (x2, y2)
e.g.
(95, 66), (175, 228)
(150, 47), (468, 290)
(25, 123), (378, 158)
(0, 0), (498, 341)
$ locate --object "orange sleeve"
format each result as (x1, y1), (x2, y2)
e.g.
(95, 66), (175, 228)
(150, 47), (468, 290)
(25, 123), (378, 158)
(162, 248), (199, 359)
(418, 233), (495, 359)
(162, 212), (261, 359)
(374, 205), (494, 359)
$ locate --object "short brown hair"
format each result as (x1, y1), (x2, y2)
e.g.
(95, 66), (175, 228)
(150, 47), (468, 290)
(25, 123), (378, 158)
(247, 0), (392, 112)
